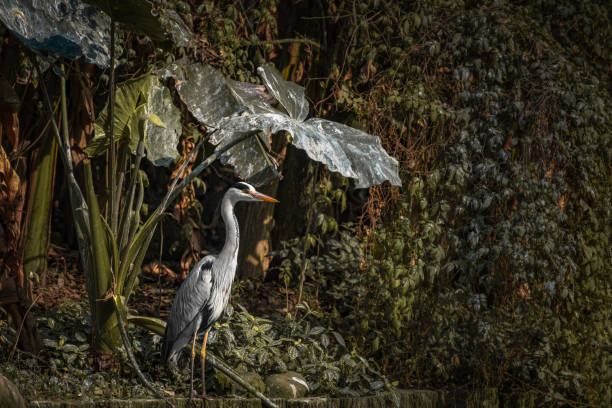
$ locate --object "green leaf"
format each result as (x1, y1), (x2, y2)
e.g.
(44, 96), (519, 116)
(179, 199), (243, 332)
(87, 74), (180, 166)
(331, 331), (346, 348)
(23, 132), (56, 279)
(87, 74), (153, 156)
(288, 346), (299, 360)
(309, 326), (325, 336)
(127, 314), (166, 335)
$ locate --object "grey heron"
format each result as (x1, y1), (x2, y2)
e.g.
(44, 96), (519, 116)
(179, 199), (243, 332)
(161, 182), (278, 398)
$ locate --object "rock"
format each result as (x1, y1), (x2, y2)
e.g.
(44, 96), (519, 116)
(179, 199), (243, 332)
(264, 371), (309, 398)
(0, 374), (26, 408)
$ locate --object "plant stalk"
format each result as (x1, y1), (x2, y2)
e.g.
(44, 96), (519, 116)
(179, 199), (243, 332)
(84, 160), (121, 351)
(113, 302), (164, 399)
(108, 20), (117, 234)
(207, 352), (278, 408)
(119, 131), (145, 253)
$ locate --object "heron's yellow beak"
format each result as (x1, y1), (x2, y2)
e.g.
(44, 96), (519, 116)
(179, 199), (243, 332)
(250, 191), (279, 203)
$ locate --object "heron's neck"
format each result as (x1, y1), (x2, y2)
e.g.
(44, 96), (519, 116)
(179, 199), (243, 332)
(218, 196), (240, 277)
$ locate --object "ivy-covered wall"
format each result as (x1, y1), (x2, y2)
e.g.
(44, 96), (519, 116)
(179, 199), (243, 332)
(308, 1), (611, 405)
(191, 0), (610, 404)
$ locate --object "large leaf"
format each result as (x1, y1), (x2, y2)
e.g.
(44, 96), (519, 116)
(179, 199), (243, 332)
(212, 113), (354, 180)
(219, 132), (281, 186)
(157, 61), (240, 128)
(89, 74), (151, 154)
(0, 0), (111, 67)
(303, 118), (401, 188)
(213, 113), (401, 187)
(158, 62), (282, 184)
(143, 81), (182, 166)
(257, 65), (309, 121)
(161, 62), (400, 187)
(226, 79), (280, 115)
(157, 61), (282, 127)
(86, 74), (180, 166)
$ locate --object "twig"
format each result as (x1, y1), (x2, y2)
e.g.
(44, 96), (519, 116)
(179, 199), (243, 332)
(297, 163), (319, 308)
(114, 304), (175, 407)
(166, 134), (209, 200)
(1, 330), (45, 364)
(156, 219), (164, 313)
(164, 131), (258, 208)
(206, 352), (278, 408)
(8, 294), (41, 361)
(242, 38), (321, 49)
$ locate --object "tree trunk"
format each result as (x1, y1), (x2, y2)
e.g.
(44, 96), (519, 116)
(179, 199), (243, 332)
(271, 146), (311, 248)
(235, 137), (290, 280)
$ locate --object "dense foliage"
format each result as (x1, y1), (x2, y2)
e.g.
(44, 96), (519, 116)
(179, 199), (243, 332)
(0, 300), (393, 400)
(0, 0), (609, 406)
(282, 0), (611, 405)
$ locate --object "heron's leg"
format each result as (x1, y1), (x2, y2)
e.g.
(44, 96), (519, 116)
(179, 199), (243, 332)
(189, 329), (197, 400)
(200, 331), (209, 397)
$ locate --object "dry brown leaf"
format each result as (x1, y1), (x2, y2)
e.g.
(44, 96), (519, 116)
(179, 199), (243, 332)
(0, 145), (20, 204)
(143, 262), (178, 280)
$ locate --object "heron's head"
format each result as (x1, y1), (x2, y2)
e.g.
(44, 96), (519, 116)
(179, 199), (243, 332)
(227, 182), (279, 204)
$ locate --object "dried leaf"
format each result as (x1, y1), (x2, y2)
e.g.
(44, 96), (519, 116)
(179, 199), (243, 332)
(0, 145), (20, 204)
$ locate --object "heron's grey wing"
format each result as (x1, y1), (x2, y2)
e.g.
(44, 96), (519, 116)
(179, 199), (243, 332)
(162, 255), (215, 361)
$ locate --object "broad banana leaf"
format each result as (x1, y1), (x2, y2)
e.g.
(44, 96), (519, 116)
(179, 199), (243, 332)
(86, 74), (181, 167)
